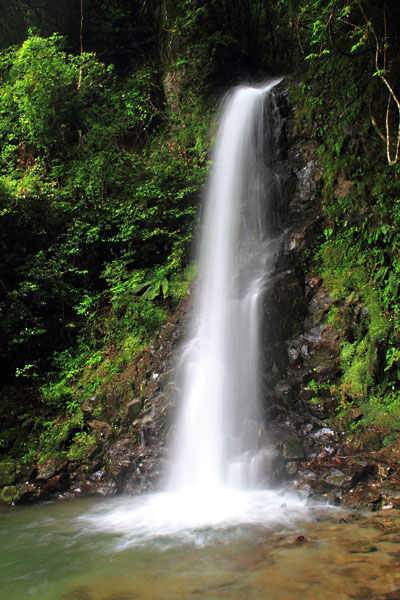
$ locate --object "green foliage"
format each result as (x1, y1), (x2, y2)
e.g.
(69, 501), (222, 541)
(67, 432), (97, 461)
(0, 20), (215, 462)
(291, 0), (400, 432)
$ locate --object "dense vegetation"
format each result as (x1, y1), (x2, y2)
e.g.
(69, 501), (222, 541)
(289, 0), (400, 438)
(0, 0), (400, 464)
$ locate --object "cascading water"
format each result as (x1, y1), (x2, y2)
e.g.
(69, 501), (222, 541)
(80, 80), (320, 544)
(169, 80), (283, 492)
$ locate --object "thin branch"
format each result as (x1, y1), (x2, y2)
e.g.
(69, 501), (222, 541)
(358, 0), (400, 165)
(383, 5), (387, 72)
(296, 14), (304, 54)
(77, 0), (84, 90)
(369, 101), (386, 141)
(384, 87), (400, 166)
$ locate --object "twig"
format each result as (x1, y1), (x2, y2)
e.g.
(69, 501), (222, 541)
(77, 0), (84, 90)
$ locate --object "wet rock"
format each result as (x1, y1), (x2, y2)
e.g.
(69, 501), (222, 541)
(307, 325), (340, 356)
(334, 511), (362, 524)
(348, 460), (378, 488)
(88, 420), (115, 442)
(274, 380), (293, 402)
(295, 482), (312, 498)
(304, 287), (335, 330)
(326, 489), (342, 505)
(124, 398), (143, 422)
(77, 476), (118, 497)
(84, 469), (119, 497)
(267, 267), (305, 345)
(91, 480), (118, 496)
(41, 472), (69, 493)
(0, 482), (40, 504)
(294, 535), (308, 544)
(285, 461), (299, 476)
(295, 475), (332, 498)
(252, 446), (285, 485)
(0, 461), (16, 486)
(290, 157), (323, 211)
(36, 454), (69, 481)
(378, 484), (400, 509)
(312, 427), (335, 440)
(106, 438), (137, 487)
(341, 484), (382, 510)
(378, 464), (391, 479)
(322, 469), (352, 489)
(283, 439), (305, 460)
(16, 463), (37, 483)
(89, 469), (104, 482)
(298, 470), (317, 482)
(302, 423), (314, 435)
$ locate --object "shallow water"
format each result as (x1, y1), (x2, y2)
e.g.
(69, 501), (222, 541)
(2, 495), (400, 600)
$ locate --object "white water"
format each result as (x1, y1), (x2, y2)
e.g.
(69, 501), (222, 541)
(81, 80), (327, 544)
(168, 80), (282, 493)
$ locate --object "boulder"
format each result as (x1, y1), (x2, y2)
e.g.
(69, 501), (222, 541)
(0, 483), (41, 504)
(341, 484), (382, 510)
(36, 454), (69, 481)
(323, 469), (352, 489)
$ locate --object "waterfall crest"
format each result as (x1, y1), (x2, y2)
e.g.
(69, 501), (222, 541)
(168, 80), (283, 492)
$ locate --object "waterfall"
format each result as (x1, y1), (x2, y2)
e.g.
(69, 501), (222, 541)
(168, 80), (283, 492)
(81, 80), (317, 544)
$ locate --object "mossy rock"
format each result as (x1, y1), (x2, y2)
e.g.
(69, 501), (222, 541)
(0, 483), (36, 504)
(0, 461), (16, 486)
(67, 433), (97, 462)
(0, 485), (19, 503)
(283, 439), (305, 460)
(37, 453), (69, 480)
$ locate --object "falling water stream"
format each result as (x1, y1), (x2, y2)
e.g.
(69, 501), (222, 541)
(169, 81), (280, 493)
(2, 82), (400, 599)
